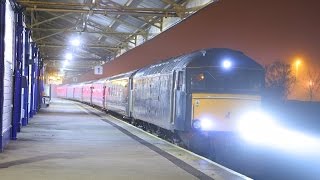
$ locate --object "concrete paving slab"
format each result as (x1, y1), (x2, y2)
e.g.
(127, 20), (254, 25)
(0, 99), (249, 180)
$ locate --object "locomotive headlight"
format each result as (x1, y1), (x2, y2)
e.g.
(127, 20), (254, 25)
(192, 120), (201, 129)
(200, 118), (214, 131)
(222, 59), (232, 69)
(192, 118), (214, 131)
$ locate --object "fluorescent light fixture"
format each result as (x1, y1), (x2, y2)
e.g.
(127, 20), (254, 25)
(63, 60), (69, 67)
(65, 53), (73, 60)
(71, 39), (81, 46)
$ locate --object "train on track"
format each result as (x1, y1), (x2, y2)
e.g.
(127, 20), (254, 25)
(57, 48), (265, 159)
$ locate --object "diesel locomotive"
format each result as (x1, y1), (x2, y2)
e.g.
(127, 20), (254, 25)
(57, 48), (265, 158)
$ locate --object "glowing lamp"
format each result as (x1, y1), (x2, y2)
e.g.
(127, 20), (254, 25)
(192, 120), (201, 129)
(65, 53), (73, 60)
(63, 60), (69, 67)
(71, 39), (81, 46)
(222, 60), (232, 69)
(192, 118), (214, 131)
(200, 118), (214, 131)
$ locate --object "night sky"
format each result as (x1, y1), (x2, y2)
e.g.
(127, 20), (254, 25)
(76, 0), (320, 99)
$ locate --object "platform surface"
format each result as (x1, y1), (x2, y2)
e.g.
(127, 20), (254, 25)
(0, 99), (249, 180)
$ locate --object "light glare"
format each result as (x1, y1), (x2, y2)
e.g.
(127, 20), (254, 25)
(200, 118), (214, 131)
(65, 53), (73, 60)
(64, 60), (69, 67)
(223, 60), (232, 69)
(237, 111), (276, 143)
(71, 39), (81, 46)
(237, 111), (320, 154)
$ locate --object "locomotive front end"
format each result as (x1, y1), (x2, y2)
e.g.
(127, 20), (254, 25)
(186, 54), (265, 134)
(182, 51), (265, 160)
(191, 93), (261, 132)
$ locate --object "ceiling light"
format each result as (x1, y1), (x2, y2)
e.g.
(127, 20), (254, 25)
(65, 53), (73, 60)
(71, 39), (81, 46)
(63, 60), (69, 67)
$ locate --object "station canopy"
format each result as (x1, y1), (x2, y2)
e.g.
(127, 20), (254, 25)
(18, 0), (216, 78)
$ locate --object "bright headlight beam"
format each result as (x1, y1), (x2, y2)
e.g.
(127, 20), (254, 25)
(200, 118), (214, 131)
(192, 118), (214, 131)
(237, 111), (320, 154)
(237, 111), (276, 142)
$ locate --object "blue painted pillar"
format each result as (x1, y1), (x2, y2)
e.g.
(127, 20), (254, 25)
(29, 43), (36, 118)
(12, 10), (24, 139)
(38, 58), (44, 112)
(30, 43), (40, 117)
(33, 48), (39, 114)
(22, 29), (30, 126)
(0, 0), (6, 151)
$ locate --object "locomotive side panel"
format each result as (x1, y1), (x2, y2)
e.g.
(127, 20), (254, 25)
(132, 74), (174, 130)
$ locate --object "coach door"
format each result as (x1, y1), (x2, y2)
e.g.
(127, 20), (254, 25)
(175, 71), (187, 130)
(102, 86), (106, 109)
(172, 70), (187, 130)
(90, 86), (94, 105)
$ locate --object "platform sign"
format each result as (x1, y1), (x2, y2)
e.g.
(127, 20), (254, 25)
(48, 75), (62, 85)
(94, 65), (103, 75)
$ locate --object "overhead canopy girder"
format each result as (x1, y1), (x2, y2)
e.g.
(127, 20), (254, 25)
(18, 0), (214, 79)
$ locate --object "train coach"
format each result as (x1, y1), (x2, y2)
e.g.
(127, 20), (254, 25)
(57, 48), (265, 158)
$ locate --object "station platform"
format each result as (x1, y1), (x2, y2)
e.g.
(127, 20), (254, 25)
(0, 99), (249, 180)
